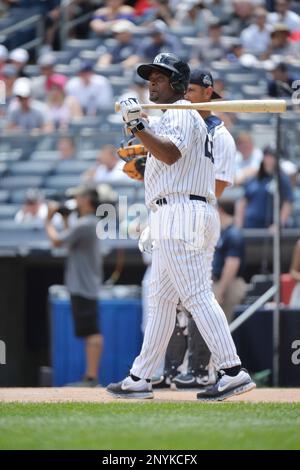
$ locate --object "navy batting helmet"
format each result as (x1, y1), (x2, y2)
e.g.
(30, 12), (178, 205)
(137, 53), (190, 94)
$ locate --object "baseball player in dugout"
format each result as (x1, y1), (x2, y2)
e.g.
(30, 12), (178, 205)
(107, 52), (255, 401)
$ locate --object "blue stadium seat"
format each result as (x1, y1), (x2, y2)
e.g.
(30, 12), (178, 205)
(51, 50), (74, 65)
(94, 64), (124, 78)
(65, 38), (100, 54)
(77, 131), (120, 149)
(110, 76), (131, 97)
(23, 65), (40, 77)
(0, 221), (48, 247)
(9, 161), (55, 176)
(44, 175), (82, 191)
(53, 160), (91, 175)
(235, 113), (275, 127)
(0, 176), (44, 190)
(0, 204), (20, 220)
(30, 151), (60, 161)
(242, 84), (267, 99)
(77, 149), (99, 160)
(0, 149), (23, 162)
(0, 190), (10, 203)
(0, 162), (8, 177)
(35, 135), (61, 152)
(224, 73), (262, 88)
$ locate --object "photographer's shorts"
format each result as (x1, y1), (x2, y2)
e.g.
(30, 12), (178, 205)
(70, 295), (100, 337)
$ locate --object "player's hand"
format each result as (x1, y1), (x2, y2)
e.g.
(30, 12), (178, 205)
(46, 201), (59, 221)
(120, 97), (142, 127)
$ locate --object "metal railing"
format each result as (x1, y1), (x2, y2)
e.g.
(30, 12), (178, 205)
(0, 14), (44, 56)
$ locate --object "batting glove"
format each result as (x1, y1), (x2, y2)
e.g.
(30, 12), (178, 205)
(120, 97), (142, 129)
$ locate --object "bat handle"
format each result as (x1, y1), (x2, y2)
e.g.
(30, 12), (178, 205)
(115, 102), (121, 112)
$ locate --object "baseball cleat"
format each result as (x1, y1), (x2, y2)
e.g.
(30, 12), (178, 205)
(107, 376), (154, 399)
(197, 369), (256, 401)
(151, 374), (173, 389)
(173, 372), (210, 389)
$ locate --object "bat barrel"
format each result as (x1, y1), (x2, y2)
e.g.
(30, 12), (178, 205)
(115, 100), (287, 113)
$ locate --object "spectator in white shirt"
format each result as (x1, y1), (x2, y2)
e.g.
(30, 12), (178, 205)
(82, 144), (128, 183)
(65, 61), (113, 115)
(268, 0), (300, 33)
(15, 188), (63, 228)
(6, 77), (53, 133)
(235, 132), (263, 186)
(240, 7), (272, 56)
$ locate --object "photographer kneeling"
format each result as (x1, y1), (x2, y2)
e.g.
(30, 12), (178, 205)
(45, 185), (103, 387)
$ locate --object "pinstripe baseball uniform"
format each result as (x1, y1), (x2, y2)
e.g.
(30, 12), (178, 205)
(206, 115), (236, 187)
(130, 100), (241, 379)
(204, 115), (236, 275)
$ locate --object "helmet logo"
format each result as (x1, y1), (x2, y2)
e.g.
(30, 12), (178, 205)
(203, 75), (213, 87)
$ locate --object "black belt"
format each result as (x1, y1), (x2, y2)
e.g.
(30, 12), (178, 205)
(155, 195), (207, 206)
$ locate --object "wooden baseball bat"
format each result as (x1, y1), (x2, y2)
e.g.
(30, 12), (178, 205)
(115, 99), (287, 113)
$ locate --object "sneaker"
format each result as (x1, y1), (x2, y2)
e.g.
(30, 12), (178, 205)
(173, 372), (210, 389)
(197, 368), (256, 401)
(64, 377), (99, 387)
(151, 375), (173, 389)
(107, 376), (153, 399)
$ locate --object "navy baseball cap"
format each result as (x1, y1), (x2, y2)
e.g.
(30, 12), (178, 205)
(189, 69), (222, 100)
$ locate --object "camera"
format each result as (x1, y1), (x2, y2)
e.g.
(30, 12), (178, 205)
(56, 198), (77, 216)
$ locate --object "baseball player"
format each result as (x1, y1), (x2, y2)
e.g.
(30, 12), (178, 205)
(167, 69), (238, 388)
(107, 53), (255, 401)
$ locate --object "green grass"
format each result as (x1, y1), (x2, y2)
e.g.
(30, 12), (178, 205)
(0, 402), (299, 450)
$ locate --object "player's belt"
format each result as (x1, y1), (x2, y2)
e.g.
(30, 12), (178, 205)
(155, 195), (207, 206)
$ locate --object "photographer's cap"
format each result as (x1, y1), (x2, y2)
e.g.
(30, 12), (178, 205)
(189, 69), (222, 100)
(66, 184), (99, 200)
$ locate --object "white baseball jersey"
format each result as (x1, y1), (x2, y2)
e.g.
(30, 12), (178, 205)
(205, 115), (236, 186)
(130, 99), (241, 379)
(144, 100), (215, 207)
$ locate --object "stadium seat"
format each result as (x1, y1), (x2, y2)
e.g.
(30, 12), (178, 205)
(44, 175), (82, 191)
(69, 116), (104, 132)
(30, 151), (60, 161)
(76, 131), (120, 149)
(94, 64), (124, 78)
(35, 135), (61, 152)
(0, 176), (44, 190)
(0, 221), (48, 246)
(51, 50), (74, 65)
(65, 38), (100, 55)
(235, 113), (274, 126)
(9, 161), (55, 176)
(53, 160), (91, 175)
(0, 204), (20, 220)
(242, 84), (267, 99)
(77, 149), (99, 160)
(54, 64), (76, 76)
(0, 162), (8, 177)
(23, 65), (40, 77)
(0, 190), (10, 203)
(0, 149), (23, 162)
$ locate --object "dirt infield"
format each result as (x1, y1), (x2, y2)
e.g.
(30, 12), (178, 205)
(0, 387), (299, 403)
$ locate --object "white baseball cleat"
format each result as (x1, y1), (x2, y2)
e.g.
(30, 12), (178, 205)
(197, 368), (256, 401)
(106, 375), (154, 399)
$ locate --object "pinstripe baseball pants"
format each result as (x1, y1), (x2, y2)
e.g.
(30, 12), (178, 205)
(131, 199), (241, 379)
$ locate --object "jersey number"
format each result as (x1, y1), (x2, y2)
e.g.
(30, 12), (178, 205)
(205, 134), (214, 164)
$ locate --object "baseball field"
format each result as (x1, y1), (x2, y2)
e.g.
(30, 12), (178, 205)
(0, 388), (299, 450)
